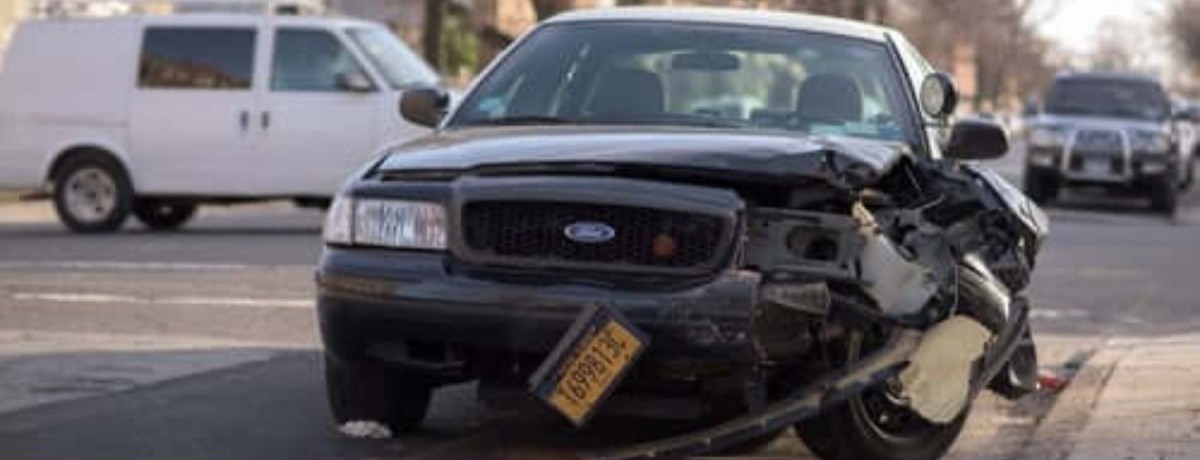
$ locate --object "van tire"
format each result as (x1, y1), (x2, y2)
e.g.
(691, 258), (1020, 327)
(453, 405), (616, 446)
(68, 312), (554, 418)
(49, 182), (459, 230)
(134, 200), (197, 230)
(52, 155), (133, 233)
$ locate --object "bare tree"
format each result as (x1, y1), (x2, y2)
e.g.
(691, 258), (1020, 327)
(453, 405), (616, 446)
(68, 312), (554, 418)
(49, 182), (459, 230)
(422, 0), (445, 66)
(1169, 0), (1200, 75)
(530, 0), (574, 20)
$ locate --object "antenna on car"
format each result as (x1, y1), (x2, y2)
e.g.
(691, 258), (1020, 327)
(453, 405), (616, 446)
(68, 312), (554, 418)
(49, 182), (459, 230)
(29, 0), (326, 18)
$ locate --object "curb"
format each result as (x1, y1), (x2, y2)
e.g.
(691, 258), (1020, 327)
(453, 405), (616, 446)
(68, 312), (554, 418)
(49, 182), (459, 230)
(1019, 342), (1131, 460)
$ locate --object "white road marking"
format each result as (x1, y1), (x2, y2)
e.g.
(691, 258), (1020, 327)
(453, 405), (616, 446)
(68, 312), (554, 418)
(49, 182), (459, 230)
(11, 292), (314, 309)
(1031, 309), (1092, 320)
(0, 261), (270, 272)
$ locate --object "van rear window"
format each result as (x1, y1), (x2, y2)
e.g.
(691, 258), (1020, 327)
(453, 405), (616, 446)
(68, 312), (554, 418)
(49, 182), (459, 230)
(138, 28), (256, 90)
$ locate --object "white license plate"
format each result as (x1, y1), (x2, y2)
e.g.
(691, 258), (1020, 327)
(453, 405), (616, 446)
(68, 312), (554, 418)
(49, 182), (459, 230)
(1083, 159), (1111, 175)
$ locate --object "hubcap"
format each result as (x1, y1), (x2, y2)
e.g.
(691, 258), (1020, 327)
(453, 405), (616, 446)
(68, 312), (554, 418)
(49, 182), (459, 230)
(63, 167), (117, 223)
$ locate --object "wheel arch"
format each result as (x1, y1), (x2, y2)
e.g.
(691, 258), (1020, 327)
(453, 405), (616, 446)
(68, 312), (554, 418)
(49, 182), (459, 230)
(44, 143), (134, 189)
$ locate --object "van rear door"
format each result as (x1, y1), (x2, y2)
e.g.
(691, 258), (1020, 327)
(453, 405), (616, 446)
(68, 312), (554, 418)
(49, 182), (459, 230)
(129, 21), (261, 194)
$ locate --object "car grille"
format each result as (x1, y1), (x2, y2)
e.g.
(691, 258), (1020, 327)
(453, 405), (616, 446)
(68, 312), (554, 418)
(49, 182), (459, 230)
(460, 201), (727, 272)
(1073, 130), (1123, 153)
(1070, 130), (1126, 175)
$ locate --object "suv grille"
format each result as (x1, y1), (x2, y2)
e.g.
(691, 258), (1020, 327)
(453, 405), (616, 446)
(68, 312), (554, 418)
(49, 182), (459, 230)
(461, 201), (727, 272)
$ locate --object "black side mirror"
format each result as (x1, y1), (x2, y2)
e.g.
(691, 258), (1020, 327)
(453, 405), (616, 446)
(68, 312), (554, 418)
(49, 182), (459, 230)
(919, 72), (959, 119)
(1172, 109), (1197, 123)
(945, 118), (1009, 160)
(399, 87), (450, 128)
(336, 72), (374, 93)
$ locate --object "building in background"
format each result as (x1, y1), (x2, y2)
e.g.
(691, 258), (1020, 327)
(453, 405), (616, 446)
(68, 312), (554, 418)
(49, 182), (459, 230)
(1, 0), (32, 63)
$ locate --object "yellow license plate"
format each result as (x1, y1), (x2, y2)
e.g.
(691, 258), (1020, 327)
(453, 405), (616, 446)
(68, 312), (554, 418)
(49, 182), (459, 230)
(548, 319), (645, 425)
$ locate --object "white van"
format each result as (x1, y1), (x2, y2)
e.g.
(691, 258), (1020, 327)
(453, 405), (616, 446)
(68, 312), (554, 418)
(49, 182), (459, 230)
(0, 13), (438, 232)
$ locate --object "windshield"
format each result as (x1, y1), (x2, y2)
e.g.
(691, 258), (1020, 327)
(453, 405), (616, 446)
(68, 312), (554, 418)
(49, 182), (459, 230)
(346, 27), (440, 89)
(448, 22), (916, 144)
(1044, 78), (1171, 122)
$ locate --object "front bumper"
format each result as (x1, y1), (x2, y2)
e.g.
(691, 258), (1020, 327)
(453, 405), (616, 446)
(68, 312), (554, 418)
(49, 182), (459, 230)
(1027, 146), (1175, 188)
(316, 247), (762, 376)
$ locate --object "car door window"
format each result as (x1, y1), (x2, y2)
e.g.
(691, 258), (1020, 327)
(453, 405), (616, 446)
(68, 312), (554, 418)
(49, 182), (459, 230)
(138, 27), (256, 90)
(271, 29), (369, 92)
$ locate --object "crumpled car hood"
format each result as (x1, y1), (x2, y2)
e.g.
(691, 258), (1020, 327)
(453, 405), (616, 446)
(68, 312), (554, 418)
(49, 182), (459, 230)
(376, 126), (911, 188)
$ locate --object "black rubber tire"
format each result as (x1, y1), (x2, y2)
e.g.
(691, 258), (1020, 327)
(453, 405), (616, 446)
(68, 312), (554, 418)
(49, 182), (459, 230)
(1022, 168), (1058, 205)
(134, 201), (197, 230)
(795, 335), (969, 460)
(1149, 177), (1178, 217)
(324, 352), (432, 434)
(1181, 155), (1196, 191)
(52, 154), (133, 233)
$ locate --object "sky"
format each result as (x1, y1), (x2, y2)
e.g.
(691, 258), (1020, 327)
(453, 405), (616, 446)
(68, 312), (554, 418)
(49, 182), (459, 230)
(1032, 0), (1175, 71)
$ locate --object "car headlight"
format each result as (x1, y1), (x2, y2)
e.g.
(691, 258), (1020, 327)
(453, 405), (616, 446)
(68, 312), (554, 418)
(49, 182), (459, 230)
(1028, 127), (1067, 147)
(322, 195), (448, 250)
(1129, 131), (1172, 154)
(323, 194), (354, 245)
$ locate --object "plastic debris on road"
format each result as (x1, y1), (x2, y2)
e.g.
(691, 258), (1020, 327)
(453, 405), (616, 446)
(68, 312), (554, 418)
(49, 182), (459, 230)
(338, 420), (393, 439)
(1038, 370), (1069, 393)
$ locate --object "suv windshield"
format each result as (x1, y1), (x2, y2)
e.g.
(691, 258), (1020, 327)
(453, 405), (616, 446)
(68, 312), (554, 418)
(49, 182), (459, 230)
(346, 27), (440, 89)
(449, 22), (916, 144)
(1044, 78), (1171, 122)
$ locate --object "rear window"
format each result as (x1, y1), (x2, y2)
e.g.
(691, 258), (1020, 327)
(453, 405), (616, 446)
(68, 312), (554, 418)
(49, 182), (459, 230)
(138, 27), (256, 90)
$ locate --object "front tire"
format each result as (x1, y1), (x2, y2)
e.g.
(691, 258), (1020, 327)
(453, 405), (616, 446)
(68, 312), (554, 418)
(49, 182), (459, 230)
(324, 352), (432, 434)
(52, 155), (133, 233)
(134, 200), (197, 230)
(795, 334), (968, 460)
(1149, 176), (1178, 217)
(1022, 168), (1059, 205)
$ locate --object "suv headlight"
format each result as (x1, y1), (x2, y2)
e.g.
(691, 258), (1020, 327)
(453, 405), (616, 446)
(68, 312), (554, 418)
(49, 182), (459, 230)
(322, 195), (448, 250)
(1130, 131), (1172, 154)
(1028, 127), (1067, 147)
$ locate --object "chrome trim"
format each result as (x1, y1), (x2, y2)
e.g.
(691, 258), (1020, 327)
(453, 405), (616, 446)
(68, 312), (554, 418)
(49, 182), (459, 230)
(1061, 129), (1132, 181)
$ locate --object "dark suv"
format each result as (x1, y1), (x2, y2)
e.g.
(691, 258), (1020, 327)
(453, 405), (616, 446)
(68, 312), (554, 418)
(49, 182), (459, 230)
(1023, 72), (1195, 214)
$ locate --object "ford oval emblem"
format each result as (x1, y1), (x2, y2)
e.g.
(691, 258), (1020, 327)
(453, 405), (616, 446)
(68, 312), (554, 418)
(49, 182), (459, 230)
(563, 221), (616, 243)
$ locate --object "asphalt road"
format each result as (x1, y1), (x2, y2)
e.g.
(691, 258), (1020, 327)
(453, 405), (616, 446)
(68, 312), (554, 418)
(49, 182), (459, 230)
(1, 150), (1199, 459)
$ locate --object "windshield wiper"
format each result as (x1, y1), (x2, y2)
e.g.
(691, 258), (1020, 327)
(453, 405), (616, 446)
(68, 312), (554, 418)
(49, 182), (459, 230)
(473, 115), (572, 126)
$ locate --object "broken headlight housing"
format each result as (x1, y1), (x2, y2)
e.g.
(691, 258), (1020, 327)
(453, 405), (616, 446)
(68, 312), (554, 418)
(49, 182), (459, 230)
(322, 195), (448, 250)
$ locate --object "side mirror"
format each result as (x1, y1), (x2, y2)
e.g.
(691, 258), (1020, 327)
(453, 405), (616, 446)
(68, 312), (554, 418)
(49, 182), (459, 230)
(945, 118), (1009, 160)
(336, 72), (374, 93)
(399, 86), (449, 128)
(1172, 109), (1197, 123)
(920, 72), (959, 119)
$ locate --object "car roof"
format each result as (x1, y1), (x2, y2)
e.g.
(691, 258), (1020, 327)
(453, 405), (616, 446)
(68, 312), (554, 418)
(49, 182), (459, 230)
(546, 7), (896, 43)
(1053, 71), (1163, 86)
(20, 13), (380, 29)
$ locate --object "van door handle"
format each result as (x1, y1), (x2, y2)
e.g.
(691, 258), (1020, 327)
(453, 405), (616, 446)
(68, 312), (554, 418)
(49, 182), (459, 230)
(239, 111), (249, 131)
(261, 111), (270, 130)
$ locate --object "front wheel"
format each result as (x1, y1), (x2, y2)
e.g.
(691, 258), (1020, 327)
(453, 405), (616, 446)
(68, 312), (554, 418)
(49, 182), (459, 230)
(324, 352), (432, 435)
(134, 200), (197, 230)
(1022, 168), (1059, 205)
(795, 335), (968, 460)
(1149, 176), (1178, 217)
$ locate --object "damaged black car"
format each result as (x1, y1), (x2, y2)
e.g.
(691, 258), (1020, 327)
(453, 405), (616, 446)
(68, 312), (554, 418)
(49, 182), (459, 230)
(316, 8), (1048, 460)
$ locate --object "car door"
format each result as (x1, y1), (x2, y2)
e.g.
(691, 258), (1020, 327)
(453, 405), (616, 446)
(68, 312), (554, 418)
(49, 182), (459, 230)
(129, 23), (261, 194)
(256, 26), (383, 196)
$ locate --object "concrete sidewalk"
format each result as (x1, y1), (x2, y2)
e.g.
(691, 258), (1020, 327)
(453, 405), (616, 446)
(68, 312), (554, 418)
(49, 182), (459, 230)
(1028, 336), (1200, 460)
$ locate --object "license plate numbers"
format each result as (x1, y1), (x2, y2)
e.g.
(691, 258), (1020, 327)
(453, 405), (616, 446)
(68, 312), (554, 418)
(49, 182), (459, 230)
(528, 304), (648, 427)
(1084, 159), (1111, 175)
